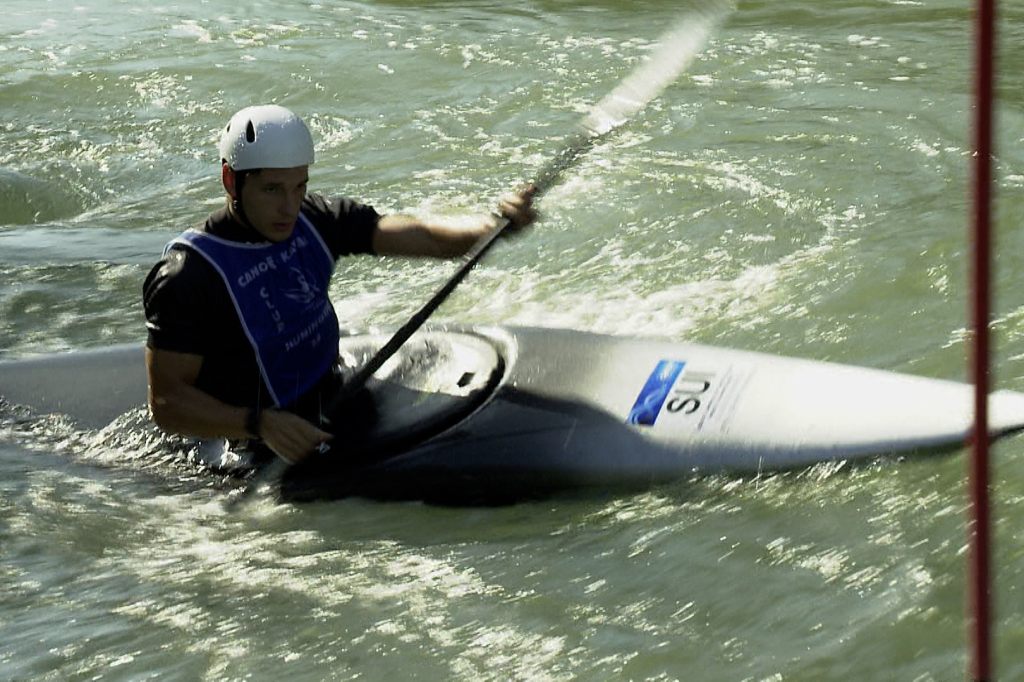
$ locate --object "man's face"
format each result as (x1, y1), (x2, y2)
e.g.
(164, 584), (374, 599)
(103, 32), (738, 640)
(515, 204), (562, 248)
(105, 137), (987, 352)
(238, 166), (309, 242)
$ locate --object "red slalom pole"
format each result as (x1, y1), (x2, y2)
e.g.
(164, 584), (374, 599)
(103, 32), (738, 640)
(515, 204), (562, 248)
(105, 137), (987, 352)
(968, 0), (995, 680)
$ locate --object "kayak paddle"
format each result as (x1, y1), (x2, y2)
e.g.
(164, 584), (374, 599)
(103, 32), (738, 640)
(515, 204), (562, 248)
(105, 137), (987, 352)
(238, 2), (733, 502)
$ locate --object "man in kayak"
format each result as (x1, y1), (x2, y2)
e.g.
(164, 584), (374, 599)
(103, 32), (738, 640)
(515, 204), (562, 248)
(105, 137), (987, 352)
(143, 104), (535, 465)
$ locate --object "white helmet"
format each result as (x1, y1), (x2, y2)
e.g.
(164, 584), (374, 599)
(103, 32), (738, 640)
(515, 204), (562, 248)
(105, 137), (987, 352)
(218, 104), (315, 171)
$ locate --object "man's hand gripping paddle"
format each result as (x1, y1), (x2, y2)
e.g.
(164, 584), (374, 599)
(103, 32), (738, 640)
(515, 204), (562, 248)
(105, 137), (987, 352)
(238, 3), (732, 502)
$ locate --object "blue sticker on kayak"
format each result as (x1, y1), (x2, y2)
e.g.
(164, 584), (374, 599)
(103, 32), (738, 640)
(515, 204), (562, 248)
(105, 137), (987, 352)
(628, 359), (686, 426)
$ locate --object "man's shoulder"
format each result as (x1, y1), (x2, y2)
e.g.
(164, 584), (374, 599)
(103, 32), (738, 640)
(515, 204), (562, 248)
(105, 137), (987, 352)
(302, 192), (371, 220)
(144, 238), (221, 306)
(143, 238), (230, 355)
(302, 192), (332, 215)
(142, 208), (245, 356)
(301, 192), (379, 257)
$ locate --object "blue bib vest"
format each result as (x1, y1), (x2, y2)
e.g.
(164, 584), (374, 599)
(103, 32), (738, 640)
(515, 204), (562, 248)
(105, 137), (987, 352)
(166, 213), (340, 408)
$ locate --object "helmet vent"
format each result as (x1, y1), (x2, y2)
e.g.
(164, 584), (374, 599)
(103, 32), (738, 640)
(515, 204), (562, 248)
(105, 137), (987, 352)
(245, 120), (256, 143)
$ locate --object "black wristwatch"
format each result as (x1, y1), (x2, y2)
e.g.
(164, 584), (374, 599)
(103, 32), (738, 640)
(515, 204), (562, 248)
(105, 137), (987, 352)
(245, 407), (262, 440)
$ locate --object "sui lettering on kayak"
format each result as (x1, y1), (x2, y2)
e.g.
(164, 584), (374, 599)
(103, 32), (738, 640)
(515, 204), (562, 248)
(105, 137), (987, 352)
(666, 372), (713, 416)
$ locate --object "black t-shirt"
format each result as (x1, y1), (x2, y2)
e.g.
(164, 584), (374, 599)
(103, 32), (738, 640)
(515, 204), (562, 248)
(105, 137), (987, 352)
(143, 192), (380, 413)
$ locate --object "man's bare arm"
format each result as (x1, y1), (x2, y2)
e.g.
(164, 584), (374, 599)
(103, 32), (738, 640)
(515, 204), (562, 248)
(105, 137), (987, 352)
(371, 187), (537, 258)
(145, 347), (330, 462)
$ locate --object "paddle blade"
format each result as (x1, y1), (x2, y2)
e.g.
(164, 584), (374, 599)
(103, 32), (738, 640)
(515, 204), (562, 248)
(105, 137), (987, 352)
(581, 2), (733, 137)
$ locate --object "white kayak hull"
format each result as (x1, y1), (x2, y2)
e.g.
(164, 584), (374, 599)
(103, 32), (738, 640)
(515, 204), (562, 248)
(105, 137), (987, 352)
(1, 326), (1020, 503)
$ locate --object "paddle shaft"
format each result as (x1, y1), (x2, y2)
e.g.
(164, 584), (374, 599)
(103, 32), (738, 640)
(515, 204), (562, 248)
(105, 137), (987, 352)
(322, 1), (734, 414)
(227, 6), (730, 503)
(323, 131), (594, 416)
(322, 5), (729, 415)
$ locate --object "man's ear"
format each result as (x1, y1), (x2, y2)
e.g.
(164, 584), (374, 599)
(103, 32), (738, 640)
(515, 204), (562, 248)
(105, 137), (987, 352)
(221, 163), (237, 199)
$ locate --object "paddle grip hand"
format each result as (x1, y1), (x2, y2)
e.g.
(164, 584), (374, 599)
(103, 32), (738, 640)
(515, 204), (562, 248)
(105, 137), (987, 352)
(495, 184), (539, 236)
(258, 409), (332, 464)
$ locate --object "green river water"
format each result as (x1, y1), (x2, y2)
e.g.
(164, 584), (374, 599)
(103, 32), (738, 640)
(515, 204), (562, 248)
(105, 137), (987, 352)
(2, 1), (1024, 679)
